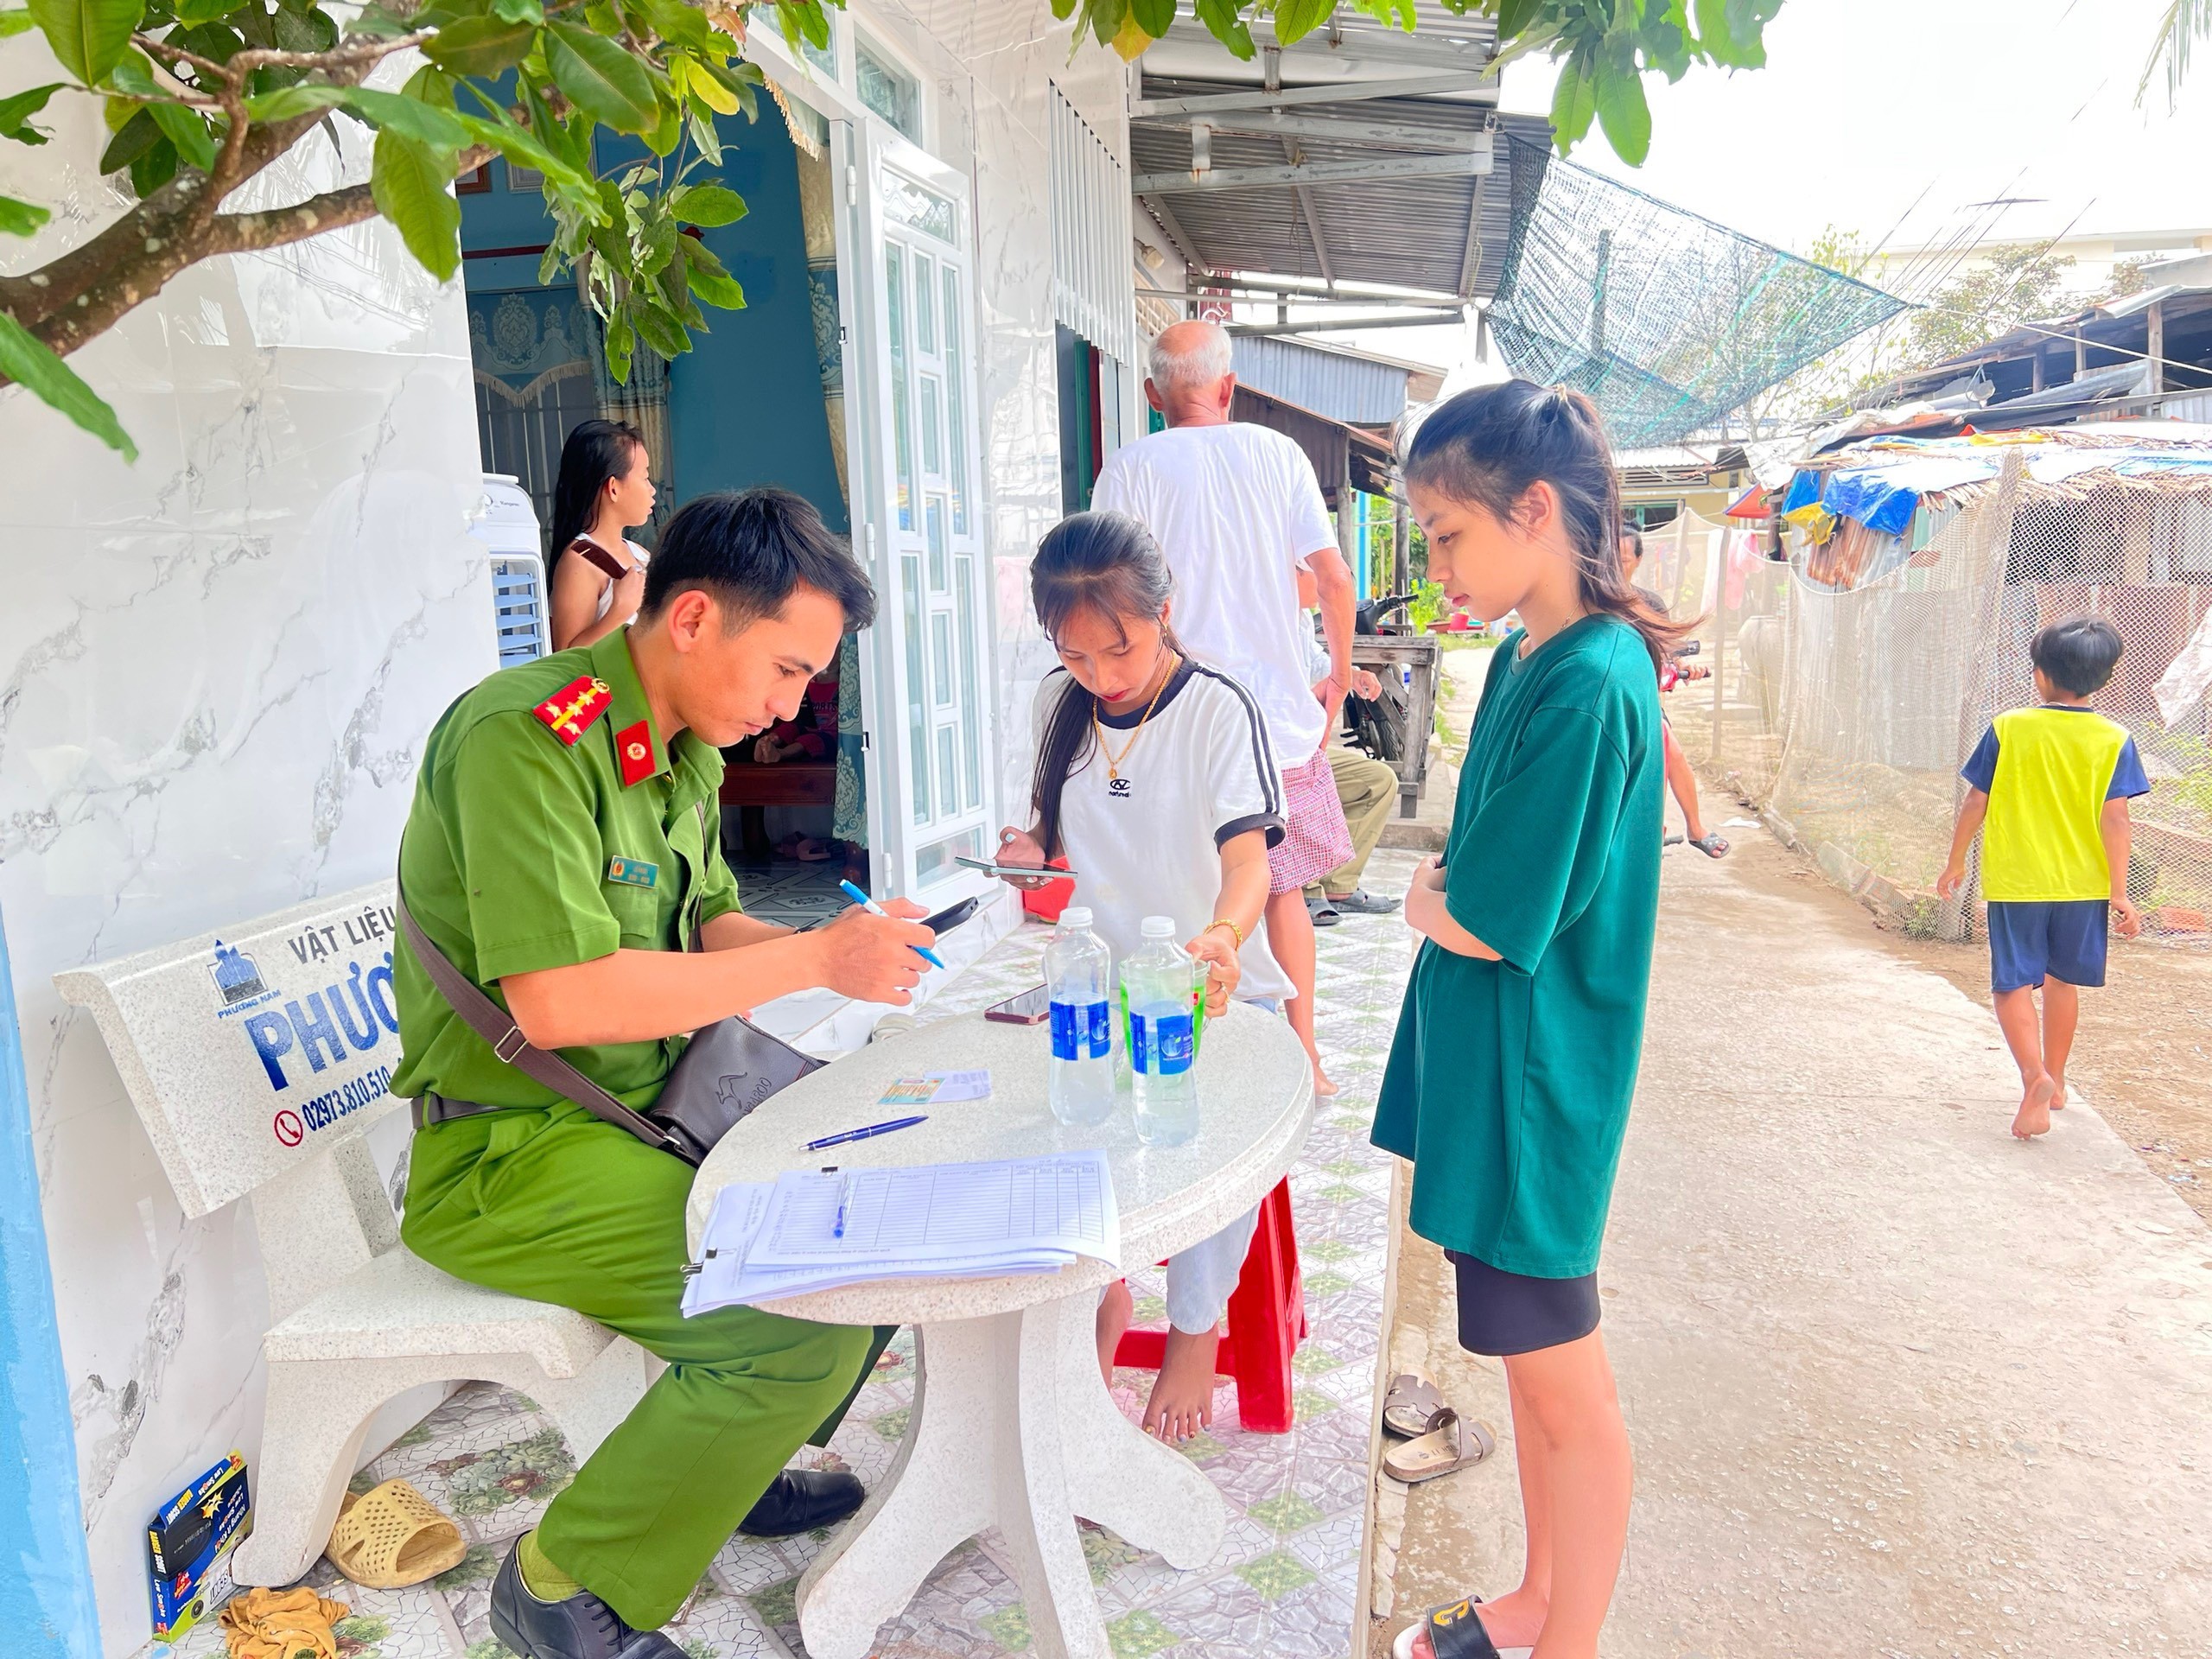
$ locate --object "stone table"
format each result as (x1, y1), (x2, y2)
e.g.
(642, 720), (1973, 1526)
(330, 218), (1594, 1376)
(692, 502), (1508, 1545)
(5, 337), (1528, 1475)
(685, 1006), (1313, 1659)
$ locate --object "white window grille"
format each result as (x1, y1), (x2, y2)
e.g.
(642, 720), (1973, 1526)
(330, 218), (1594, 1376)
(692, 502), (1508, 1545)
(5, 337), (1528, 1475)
(1047, 84), (1138, 374)
(491, 555), (549, 666)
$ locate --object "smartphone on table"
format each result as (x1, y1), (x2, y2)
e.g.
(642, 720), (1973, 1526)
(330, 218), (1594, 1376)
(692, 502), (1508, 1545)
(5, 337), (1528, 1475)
(983, 984), (1052, 1025)
(954, 855), (1081, 882)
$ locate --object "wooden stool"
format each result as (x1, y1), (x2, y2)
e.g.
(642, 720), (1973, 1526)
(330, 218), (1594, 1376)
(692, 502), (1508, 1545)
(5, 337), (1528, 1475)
(1111, 1177), (1306, 1433)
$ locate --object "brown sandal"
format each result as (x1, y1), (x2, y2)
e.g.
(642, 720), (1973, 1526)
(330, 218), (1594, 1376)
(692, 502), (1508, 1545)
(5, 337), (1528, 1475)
(1382, 1370), (1450, 1439)
(1381, 1408), (1497, 1483)
(327, 1478), (467, 1588)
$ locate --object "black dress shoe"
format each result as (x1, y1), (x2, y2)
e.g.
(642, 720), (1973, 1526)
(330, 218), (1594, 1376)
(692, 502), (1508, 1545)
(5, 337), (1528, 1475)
(1327, 888), (1401, 916)
(489, 1541), (683, 1659)
(738, 1468), (865, 1537)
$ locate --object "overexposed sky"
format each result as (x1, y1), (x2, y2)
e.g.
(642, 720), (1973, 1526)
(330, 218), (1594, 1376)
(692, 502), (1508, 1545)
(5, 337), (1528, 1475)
(1306, 0), (2212, 378)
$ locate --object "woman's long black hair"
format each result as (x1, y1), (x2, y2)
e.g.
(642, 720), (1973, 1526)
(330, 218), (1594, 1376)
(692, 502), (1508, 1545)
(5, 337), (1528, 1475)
(1027, 511), (1186, 861)
(548, 417), (645, 571)
(1402, 380), (1693, 671)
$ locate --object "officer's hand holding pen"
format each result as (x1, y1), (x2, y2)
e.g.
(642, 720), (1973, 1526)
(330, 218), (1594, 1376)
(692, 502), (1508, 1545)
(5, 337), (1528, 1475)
(806, 899), (936, 1006)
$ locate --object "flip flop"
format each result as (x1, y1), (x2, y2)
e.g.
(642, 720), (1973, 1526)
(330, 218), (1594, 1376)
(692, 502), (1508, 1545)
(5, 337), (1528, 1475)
(1689, 834), (1730, 858)
(1382, 1370), (1449, 1439)
(1390, 1598), (1533, 1659)
(1381, 1408), (1496, 1484)
(327, 1478), (467, 1588)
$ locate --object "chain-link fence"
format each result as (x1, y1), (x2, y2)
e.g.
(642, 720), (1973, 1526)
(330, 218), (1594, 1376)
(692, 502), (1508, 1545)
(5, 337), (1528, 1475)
(1643, 455), (2212, 948)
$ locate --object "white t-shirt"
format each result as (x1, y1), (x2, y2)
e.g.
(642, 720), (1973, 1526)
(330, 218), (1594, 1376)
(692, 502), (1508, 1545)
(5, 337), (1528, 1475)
(1091, 423), (1338, 768)
(1033, 662), (1292, 1001)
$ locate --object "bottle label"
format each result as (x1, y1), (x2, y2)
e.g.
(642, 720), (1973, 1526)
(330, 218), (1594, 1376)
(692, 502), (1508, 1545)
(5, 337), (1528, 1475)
(1052, 1000), (1111, 1061)
(1084, 1000), (1110, 1059)
(1131, 1011), (1195, 1076)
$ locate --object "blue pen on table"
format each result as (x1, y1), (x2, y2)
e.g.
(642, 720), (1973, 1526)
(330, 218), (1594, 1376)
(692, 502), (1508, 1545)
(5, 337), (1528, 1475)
(804, 1114), (929, 1153)
(832, 1173), (854, 1240)
(838, 879), (948, 970)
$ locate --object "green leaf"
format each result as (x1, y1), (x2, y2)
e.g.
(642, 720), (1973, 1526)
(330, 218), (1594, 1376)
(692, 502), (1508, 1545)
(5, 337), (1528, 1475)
(0, 191), (51, 233)
(339, 86), (468, 149)
(603, 309), (633, 383)
(453, 111), (594, 197)
(346, 4), (415, 37)
(1497, 0), (1543, 36)
(0, 8), (39, 35)
(1128, 0), (1172, 36)
(680, 233), (744, 308)
(370, 127), (461, 279)
(642, 89), (680, 154)
(544, 21), (657, 132)
(488, 0), (539, 19)
(147, 99), (217, 170)
(0, 308), (137, 460)
(684, 101), (721, 163)
(101, 48), (157, 96)
(1048, 0), (1076, 19)
(628, 297), (688, 359)
(423, 14), (534, 75)
(1548, 52), (1597, 151)
(634, 0), (705, 51)
(1191, 0), (1254, 60)
(0, 81), (64, 144)
(127, 132), (175, 192)
(99, 103), (157, 169)
(1591, 52), (1650, 163)
(169, 0), (238, 25)
(696, 54), (757, 118)
(27, 0), (140, 84)
(243, 80), (347, 121)
(1271, 0), (1334, 45)
(267, 0), (332, 50)
(669, 180), (745, 226)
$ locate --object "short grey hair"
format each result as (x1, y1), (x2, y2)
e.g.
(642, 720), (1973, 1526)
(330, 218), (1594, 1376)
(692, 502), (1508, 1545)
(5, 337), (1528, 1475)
(1147, 322), (1233, 391)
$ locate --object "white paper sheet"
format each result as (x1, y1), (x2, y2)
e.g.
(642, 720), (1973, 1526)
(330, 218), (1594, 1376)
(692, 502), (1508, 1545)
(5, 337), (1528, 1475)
(746, 1150), (1119, 1270)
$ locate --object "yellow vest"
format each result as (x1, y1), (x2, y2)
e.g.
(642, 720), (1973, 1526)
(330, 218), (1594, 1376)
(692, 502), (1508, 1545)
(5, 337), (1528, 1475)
(1980, 706), (2128, 902)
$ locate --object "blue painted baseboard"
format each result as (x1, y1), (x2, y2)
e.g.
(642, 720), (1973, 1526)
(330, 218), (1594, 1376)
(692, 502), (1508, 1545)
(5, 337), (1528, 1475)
(0, 907), (102, 1658)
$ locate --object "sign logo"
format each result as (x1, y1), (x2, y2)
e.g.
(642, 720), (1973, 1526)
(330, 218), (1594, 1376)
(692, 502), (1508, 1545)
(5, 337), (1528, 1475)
(272, 1110), (304, 1147)
(207, 940), (269, 1007)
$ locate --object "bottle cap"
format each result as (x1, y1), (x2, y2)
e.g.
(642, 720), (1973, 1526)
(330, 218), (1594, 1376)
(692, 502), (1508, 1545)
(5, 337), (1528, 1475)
(1059, 906), (1093, 929)
(1141, 915), (1175, 938)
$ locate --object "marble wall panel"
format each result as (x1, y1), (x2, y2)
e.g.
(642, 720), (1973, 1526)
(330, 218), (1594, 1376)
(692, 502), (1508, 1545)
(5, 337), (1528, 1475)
(1, 37), (493, 1654)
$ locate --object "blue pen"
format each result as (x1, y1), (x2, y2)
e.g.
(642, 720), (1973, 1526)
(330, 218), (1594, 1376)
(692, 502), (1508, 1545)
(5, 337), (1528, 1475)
(832, 1173), (854, 1240)
(839, 878), (948, 970)
(804, 1114), (929, 1153)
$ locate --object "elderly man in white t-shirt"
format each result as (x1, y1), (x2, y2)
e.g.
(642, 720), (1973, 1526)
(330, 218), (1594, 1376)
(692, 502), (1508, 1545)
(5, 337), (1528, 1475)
(1091, 320), (1357, 1095)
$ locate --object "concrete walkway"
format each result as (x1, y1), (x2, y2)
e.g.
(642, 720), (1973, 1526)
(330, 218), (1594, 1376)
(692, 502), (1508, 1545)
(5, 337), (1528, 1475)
(1375, 804), (2212, 1657)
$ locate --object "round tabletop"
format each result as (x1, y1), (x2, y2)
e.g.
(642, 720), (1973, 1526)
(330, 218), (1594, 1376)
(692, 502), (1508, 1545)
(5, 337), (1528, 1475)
(684, 1005), (1314, 1326)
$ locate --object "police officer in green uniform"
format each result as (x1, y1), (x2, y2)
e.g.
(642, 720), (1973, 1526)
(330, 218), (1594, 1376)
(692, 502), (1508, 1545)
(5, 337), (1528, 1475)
(391, 489), (937, 1659)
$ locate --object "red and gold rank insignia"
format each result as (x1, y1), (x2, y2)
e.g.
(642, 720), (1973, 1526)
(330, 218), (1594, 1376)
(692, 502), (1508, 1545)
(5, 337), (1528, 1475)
(532, 676), (613, 746)
(615, 720), (658, 786)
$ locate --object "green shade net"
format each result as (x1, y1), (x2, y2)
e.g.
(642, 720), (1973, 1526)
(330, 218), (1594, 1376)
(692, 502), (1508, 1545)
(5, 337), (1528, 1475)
(1487, 138), (1905, 446)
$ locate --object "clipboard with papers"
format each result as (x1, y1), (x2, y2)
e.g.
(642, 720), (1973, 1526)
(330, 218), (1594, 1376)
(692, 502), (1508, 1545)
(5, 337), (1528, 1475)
(682, 1148), (1121, 1315)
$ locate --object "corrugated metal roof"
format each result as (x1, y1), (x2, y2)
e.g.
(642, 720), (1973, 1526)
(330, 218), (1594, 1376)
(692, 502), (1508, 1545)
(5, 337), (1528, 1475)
(1233, 334), (1416, 423)
(1133, 91), (1548, 297)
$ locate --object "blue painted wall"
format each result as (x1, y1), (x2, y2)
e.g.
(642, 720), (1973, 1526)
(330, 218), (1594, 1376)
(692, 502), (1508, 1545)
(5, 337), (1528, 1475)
(459, 106), (845, 531)
(0, 912), (102, 1659)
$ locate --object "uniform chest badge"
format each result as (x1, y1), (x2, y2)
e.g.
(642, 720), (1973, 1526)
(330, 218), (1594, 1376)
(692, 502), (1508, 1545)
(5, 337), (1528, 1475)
(615, 720), (658, 787)
(533, 676), (612, 746)
(607, 857), (659, 889)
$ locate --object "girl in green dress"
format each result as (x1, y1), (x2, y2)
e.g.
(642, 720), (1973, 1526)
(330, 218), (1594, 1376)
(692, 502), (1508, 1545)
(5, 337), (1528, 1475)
(1378, 382), (1679, 1659)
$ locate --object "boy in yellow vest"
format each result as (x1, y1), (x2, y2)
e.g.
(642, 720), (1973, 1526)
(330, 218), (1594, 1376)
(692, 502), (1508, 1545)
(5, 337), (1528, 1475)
(1938, 617), (2147, 1141)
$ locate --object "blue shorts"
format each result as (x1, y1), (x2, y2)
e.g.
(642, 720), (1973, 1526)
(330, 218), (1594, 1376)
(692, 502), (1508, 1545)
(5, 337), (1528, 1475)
(1986, 899), (2108, 992)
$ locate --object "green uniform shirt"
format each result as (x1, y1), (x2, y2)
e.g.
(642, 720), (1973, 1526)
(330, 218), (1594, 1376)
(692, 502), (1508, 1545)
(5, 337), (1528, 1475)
(391, 628), (741, 1116)
(1372, 615), (1663, 1279)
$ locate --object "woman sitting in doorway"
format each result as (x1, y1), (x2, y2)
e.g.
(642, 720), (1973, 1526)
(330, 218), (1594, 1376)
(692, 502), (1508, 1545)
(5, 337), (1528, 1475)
(548, 418), (657, 652)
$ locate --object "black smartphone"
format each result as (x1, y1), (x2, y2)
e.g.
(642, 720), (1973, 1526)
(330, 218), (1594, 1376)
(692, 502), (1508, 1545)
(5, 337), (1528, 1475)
(983, 983), (1052, 1025)
(922, 895), (981, 935)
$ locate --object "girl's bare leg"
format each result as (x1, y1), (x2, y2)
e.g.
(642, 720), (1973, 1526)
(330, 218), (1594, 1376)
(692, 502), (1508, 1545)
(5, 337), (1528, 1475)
(1662, 722), (1706, 842)
(1096, 1281), (1133, 1387)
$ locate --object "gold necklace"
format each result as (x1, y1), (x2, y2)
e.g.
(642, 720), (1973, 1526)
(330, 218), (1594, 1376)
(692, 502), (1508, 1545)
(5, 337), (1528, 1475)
(1093, 651), (1179, 783)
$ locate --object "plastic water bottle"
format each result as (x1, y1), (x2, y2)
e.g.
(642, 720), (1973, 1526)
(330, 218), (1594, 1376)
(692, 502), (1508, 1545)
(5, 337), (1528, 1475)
(1046, 906), (1115, 1127)
(1122, 916), (1199, 1147)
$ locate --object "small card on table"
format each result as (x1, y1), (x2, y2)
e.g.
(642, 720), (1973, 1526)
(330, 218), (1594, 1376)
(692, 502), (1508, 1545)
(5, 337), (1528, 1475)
(879, 1068), (991, 1105)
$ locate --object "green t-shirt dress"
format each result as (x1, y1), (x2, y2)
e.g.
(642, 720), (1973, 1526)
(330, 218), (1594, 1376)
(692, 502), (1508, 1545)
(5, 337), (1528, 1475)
(1371, 614), (1663, 1279)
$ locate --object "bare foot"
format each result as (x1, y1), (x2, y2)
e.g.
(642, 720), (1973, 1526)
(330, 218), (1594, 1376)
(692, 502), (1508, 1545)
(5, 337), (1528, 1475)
(1142, 1325), (1219, 1442)
(2012, 1072), (2056, 1140)
(1095, 1281), (1132, 1388)
(2050, 1072), (2068, 1110)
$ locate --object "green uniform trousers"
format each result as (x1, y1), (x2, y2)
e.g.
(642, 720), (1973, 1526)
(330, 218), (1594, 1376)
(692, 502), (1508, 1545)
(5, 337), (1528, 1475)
(401, 1105), (883, 1629)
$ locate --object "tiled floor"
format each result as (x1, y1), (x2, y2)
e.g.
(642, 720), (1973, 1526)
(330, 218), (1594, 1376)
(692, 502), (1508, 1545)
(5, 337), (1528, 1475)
(157, 856), (1421, 1659)
(728, 861), (850, 929)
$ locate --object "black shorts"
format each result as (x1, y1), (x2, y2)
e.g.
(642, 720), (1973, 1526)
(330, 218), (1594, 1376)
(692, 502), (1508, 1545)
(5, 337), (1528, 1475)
(1448, 1250), (1602, 1357)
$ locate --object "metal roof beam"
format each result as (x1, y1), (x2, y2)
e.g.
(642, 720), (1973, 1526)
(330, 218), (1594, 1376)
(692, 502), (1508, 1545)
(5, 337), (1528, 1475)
(1138, 194), (1211, 276)
(1134, 151), (1491, 194)
(1131, 73), (1495, 118)
(1456, 168), (1486, 298)
(1230, 311), (1467, 338)
(1152, 109), (1494, 150)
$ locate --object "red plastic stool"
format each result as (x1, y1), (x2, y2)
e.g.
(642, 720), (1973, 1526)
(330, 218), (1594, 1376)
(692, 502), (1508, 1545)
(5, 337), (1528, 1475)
(1111, 1176), (1306, 1433)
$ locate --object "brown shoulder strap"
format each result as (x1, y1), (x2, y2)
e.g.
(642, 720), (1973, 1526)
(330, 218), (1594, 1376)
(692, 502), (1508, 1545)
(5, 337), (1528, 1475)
(395, 890), (683, 1155)
(568, 537), (632, 581)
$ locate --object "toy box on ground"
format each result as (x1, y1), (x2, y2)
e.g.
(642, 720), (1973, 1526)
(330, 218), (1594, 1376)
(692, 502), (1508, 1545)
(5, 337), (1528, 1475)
(148, 1451), (252, 1643)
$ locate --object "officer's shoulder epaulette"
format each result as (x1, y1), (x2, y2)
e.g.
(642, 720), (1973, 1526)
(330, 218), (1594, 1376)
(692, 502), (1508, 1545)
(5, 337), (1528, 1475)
(530, 673), (614, 747)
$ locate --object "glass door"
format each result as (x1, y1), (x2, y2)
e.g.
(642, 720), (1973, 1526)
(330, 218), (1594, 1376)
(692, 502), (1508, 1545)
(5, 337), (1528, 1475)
(842, 120), (994, 896)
